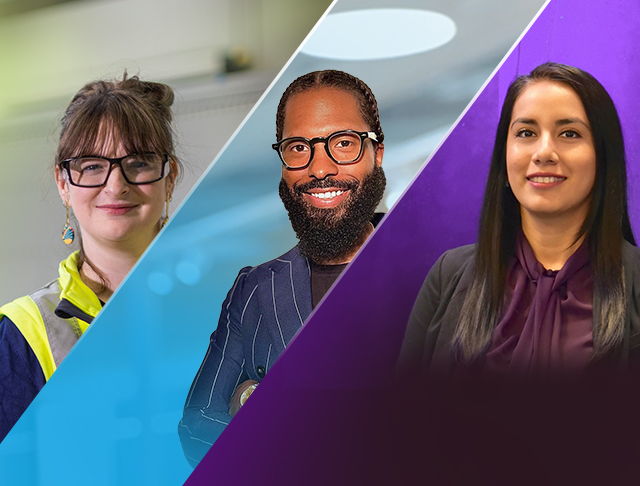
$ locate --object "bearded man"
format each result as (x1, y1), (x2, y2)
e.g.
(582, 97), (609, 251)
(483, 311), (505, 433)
(179, 70), (386, 467)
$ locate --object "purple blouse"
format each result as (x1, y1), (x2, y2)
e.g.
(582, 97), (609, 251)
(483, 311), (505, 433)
(484, 234), (594, 377)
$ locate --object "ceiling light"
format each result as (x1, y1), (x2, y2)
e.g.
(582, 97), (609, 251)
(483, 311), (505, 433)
(302, 9), (456, 61)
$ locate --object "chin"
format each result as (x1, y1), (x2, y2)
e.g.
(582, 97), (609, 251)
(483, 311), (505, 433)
(99, 222), (147, 242)
(523, 204), (582, 220)
(307, 200), (349, 214)
(304, 202), (350, 226)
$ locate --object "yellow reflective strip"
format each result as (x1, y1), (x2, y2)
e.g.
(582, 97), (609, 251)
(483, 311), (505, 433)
(0, 297), (57, 381)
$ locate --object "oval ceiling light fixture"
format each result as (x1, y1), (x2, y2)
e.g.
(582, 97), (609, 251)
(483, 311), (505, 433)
(301, 9), (456, 61)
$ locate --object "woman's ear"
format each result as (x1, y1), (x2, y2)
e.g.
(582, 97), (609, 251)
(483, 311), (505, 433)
(166, 157), (178, 196)
(55, 165), (71, 204)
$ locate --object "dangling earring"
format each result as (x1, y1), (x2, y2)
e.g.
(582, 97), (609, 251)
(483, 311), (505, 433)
(62, 200), (75, 245)
(162, 193), (172, 228)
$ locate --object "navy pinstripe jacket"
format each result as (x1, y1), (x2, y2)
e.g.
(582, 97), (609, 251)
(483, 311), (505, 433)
(178, 245), (312, 467)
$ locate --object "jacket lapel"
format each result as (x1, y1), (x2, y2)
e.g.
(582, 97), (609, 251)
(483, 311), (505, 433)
(258, 246), (312, 354)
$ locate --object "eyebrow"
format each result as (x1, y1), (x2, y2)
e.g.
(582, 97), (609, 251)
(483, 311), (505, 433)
(510, 117), (590, 130)
(556, 117), (590, 129)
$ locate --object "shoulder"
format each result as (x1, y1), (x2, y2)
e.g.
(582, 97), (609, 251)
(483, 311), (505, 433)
(239, 246), (308, 284)
(225, 246), (307, 299)
(623, 240), (640, 267)
(430, 244), (476, 286)
(0, 279), (60, 325)
(437, 243), (475, 267)
(623, 241), (640, 294)
(1, 253), (80, 319)
(414, 244), (476, 310)
(0, 315), (29, 347)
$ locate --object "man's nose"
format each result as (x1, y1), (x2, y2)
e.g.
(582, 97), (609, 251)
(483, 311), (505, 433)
(307, 142), (339, 180)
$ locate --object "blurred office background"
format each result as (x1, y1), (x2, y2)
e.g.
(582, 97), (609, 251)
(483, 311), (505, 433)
(0, 1), (547, 486)
(0, 0), (331, 303)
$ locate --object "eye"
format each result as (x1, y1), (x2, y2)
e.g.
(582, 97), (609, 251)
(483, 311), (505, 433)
(77, 158), (107, 172)
(286, 143), (309, 154)
(560, 129), (581, 139)
(128, 159), (150, 170)
(124, 153), (163, 171)
(515, 128), (535, 138)
(83, 164), (103, 172)
(330, 133), (360, 152)
(334, 139), (354, 149)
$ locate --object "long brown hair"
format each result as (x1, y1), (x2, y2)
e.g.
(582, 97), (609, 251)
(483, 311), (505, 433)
(454, 62), (636, 361)
(57, 73), (181, 292)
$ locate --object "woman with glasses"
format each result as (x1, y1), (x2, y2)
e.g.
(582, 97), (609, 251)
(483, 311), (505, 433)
(0, 74), (179, 441)
(399, 62), (640, 380)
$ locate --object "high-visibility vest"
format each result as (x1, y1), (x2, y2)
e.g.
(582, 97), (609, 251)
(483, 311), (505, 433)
(0, 252), (102, 381)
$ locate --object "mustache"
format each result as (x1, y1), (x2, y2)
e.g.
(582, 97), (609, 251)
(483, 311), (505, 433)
(293, 177), (359, 195)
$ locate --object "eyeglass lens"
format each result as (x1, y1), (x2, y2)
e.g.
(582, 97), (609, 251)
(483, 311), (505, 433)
(280, 131), (363, 168)
(67, 154), (165, 186)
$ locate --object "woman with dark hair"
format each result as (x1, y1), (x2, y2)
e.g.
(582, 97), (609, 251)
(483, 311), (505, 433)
(0, 74), (180, 440)
(399, 62), (640, 379)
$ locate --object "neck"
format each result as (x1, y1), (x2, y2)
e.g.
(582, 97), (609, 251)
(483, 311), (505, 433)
(313, 222), (374, 265)
(520, 210), (586, 271)
(79, 223), (160, 301)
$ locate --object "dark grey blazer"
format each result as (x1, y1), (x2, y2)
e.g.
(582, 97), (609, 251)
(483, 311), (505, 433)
(398, 241), (640, 378)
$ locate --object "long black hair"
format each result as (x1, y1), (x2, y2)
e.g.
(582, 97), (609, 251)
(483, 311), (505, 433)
(454, 62), (636, 361)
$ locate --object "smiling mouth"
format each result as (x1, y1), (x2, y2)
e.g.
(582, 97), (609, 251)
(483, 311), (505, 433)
(302, 188), (352, 208)
(527, 176), (566, 183)
(308, 190), (346, 200)
(97, 204), (138, 215)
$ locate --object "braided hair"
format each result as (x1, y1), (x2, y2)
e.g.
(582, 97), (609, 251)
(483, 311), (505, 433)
(276, 70), (384, 143)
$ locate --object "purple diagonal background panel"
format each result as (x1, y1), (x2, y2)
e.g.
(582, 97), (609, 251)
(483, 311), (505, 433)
(185, 0), (640, 484)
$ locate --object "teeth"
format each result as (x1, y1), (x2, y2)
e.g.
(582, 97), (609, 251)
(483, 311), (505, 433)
(529, 176), (565, 183)
(310, 190), (344, 199)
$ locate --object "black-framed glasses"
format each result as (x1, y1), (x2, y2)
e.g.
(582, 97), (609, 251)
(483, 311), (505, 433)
(272, 130), (379, 169)
(61, 153), (170, 188)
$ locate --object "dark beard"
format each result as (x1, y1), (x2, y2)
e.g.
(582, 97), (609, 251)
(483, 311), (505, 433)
(279, 165), (386, 263)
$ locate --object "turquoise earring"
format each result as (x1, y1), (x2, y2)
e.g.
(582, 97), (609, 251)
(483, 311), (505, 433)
(62, 200), (75, 245)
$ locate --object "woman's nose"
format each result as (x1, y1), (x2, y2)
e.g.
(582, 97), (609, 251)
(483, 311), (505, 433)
(103, 165), (130, 195)
(532, 133), (559, 165)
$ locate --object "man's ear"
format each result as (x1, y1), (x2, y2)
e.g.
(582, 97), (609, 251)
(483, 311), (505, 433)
(375, 143), (384, 167)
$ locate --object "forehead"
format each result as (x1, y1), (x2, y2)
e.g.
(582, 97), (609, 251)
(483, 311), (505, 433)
(64, 117), (124, 158)
(282, 87), (368, 138)
(511, 80), (588, 122)
(91, 123), (126, 156)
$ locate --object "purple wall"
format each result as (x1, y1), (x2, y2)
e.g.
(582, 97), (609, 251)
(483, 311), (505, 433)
(186, 1), (640, 484)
